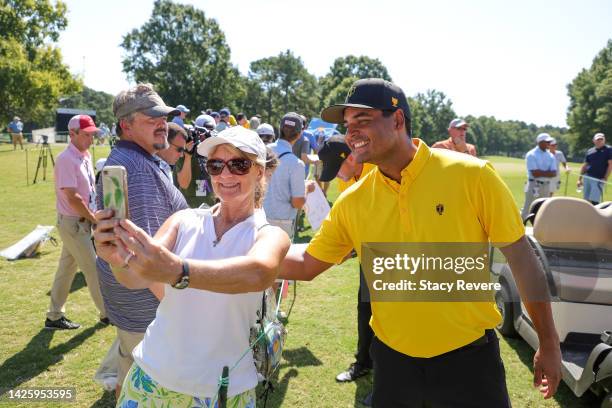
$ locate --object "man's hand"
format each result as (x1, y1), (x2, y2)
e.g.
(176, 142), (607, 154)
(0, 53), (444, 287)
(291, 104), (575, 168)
(185, 140), (194, 155)
(305, 180), (316, 194)
(576, 179), (583, 188)
(93, 209), (129, 268)
(533, 341), (562, 399)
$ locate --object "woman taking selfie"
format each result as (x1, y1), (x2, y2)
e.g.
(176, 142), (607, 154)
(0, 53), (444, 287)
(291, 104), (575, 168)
(94, 126), (290, 407)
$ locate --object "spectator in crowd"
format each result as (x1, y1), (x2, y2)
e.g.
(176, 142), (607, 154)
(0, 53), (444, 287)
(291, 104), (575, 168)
(210, 111), (220, 125)
(249, 115), (261, 130)
(175, 114), (217, 208)
(263, 112), (315, 238)
(45, 114), (107, 330)
(311, 128), (333, 195)
(157, 122), (188, 183)
(236, 112), (249, 128)
(317, 135), (377, 385)
(94, 126), (289, 407)
(577, 132), (611, 205)
(279, 78), (561, 407)
(521, 133), (557, 220)
(228, 114), (238, 127)
(216, 108), (231, 132)
(548, 138), (569, 196)
(95, 158), (107, 185)
(172, 105), (190, 128)
(293, 115), (318, 178)
(7, 116), (24, 150)
(96, 83), (188, 396)
(256, 123), (276, 144)
(432, 118), (477, 156)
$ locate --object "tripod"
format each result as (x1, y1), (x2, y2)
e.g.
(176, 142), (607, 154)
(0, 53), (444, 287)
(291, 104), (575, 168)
(33, 136), (55, 184)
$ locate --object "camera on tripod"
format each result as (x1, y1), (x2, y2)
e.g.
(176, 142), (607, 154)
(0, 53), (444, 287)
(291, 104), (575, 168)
(185, 125), (216, 156)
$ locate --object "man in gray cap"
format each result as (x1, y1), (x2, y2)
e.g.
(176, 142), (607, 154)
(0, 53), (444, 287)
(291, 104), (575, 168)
(521, 133), (557, 220)
(96, 83), (188, 396)
(432, 118), (477, 156)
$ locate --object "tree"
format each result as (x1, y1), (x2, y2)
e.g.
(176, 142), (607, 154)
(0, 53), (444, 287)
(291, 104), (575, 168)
(59, 86), (115, 126)
(0, 0), (80, 126)
(413, 90), (456, 145)
(319, 55), (392, 109)
(121, 0), (243, 115)
(246, 50), (318, 126)
(567, 39), (612, 152)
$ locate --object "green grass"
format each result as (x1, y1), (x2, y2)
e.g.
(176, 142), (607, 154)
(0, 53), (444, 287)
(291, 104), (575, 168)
(0, 144), (605, 407)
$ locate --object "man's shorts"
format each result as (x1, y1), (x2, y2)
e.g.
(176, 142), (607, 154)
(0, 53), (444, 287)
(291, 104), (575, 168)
(583, 177), (605, 203)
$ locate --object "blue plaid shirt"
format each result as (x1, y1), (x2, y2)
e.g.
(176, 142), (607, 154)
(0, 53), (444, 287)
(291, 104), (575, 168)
(96, 140), (188, 332)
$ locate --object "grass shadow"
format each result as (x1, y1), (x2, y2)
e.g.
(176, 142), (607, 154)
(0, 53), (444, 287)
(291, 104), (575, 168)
(503, 335), (601, 407)
(259, 346), (323, 407)
(0, 323), (103, 390)
(44, 271), (87, 296)
(353, 374), (373, 407)
(90, 390), (115, 408)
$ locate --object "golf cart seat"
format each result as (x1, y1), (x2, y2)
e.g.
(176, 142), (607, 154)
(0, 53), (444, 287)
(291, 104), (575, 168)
(533, 197), (612, 250)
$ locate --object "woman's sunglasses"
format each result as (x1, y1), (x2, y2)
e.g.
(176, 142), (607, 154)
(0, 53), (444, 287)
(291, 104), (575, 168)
(205, 158), (253, 176)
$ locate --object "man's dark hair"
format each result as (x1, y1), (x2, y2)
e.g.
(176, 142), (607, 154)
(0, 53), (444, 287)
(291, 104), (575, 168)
(382, 109), (412, 137)
(236, 112), (246, 122)
(279, 126), (301, 142)
(167, 122), (187, 143)
(115, 120), (123, 137)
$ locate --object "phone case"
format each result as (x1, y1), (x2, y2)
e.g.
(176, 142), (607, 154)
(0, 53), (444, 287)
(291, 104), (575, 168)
(101, 166), (129, 219)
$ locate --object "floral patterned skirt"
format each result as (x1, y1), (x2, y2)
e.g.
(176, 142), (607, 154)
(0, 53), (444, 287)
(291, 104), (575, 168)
(117, 363), (256, 408)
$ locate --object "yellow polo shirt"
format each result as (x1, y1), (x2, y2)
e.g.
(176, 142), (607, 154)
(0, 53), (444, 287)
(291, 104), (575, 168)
(337, 163), (377, 193)
(306, 139), (524, 357)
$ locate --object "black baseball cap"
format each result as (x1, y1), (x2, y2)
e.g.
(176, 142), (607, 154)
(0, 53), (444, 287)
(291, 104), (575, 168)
(318, 135), (352, 182)
(321, 78), (411, 124)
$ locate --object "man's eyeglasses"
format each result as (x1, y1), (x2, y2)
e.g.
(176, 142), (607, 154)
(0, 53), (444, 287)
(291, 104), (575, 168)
(170, 144), (186, 154)
(205, 158), (253, 176)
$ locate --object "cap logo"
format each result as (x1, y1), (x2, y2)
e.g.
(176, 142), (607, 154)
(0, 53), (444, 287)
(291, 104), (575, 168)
(284, 120), (296, 127)
(391, 97), (398, 107)
(340, 152), (346, 159)
(346, 85), (357, 100)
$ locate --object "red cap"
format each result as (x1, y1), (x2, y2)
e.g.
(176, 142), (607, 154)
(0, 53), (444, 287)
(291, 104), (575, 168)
(68, 115), (99, 133)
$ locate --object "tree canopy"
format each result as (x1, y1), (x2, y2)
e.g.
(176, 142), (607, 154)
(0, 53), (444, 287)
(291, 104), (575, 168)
(120, 0), (242, 115)
(0, 0), (80, 126)
(567, 39), (612, 152)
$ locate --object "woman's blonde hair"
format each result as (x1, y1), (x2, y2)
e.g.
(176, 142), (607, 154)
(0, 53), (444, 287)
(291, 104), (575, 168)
(209, 144), (266, 208)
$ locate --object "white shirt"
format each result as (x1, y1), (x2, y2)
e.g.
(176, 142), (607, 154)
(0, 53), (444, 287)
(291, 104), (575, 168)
(133, 208), (266, 398)
(525, 147), (556, 179)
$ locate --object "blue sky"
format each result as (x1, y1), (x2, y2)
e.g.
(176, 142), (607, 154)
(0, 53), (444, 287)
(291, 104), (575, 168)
(58, 0), (612, 127)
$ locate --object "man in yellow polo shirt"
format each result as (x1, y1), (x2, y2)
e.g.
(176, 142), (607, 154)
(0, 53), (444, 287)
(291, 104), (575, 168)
(279, 78), (561, 407)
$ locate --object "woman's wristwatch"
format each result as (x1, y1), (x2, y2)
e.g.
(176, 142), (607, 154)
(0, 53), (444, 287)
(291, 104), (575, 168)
(172, 259), (190, 289)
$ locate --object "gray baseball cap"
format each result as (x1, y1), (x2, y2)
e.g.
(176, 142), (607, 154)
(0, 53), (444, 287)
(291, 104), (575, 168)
(113, 91), (180, 119)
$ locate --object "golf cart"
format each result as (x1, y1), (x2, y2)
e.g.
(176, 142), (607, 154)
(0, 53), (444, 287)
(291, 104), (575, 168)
(492, 197), (612, 407)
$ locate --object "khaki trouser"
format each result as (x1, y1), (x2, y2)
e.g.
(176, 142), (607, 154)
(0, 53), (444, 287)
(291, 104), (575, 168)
(521, 179), (553, 221)
(10, 132), (23, 149)
(268, 218), (295, 241)
(47, 214), (106, 321)
(117, 328), (145, 386)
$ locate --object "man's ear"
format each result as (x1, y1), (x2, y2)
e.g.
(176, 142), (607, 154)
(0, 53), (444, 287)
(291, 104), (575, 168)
(119, 118), (130, 136)
(394, 110), (405, 131)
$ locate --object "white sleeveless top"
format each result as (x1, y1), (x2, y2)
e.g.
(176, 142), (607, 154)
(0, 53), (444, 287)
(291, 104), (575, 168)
(133, 208), (267, 398)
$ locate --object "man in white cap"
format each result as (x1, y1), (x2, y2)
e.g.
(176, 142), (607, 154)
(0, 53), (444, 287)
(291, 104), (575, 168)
(172, 104), (190, 128)
(577, 132), (611, 204)
(432, 118), (477, 156)
(7, 116), (24, 150)
(521, 133), (557, 220)
(256, 123), (276, 144)
(45, 114), (107, 330)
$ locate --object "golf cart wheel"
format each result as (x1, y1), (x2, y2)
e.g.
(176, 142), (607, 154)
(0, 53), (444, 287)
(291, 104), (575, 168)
(495, 284), (518, 337)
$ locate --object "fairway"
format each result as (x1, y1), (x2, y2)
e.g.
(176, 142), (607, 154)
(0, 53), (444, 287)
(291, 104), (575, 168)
(0, 143), (604, 407)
